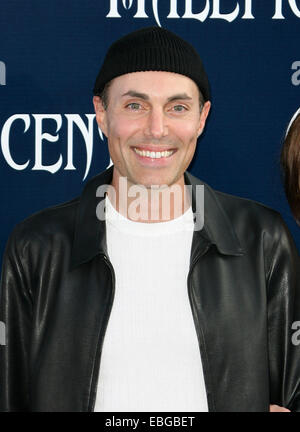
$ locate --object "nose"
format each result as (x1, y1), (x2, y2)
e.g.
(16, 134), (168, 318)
(144, 108), (168, 139)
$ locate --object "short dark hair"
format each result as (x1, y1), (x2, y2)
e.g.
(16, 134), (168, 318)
(97, 79), (205, 112)
(280, 113), (300, 224)
(97, 80), (112, 110)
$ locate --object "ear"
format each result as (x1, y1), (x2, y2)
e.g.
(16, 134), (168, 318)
(197, 101), (211, 137)
(93, 96), (108, 137)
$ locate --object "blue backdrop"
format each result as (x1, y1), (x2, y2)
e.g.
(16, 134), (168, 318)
(1, 0), (300, 264)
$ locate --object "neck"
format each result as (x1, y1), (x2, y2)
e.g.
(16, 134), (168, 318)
(108, 173), (191, 223)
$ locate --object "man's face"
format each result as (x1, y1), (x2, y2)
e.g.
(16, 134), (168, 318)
(93, 71), (211, 188)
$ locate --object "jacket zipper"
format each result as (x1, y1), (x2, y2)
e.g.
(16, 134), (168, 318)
(88, 253), (116, 412)
(187, 244), (216, 412)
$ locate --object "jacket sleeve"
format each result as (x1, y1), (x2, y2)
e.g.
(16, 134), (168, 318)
(267, 214), (300, 411)
(0, 227), (33, 411)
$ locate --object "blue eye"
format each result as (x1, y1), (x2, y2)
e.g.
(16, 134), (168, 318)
(173, 105), (187, 112)
(127, 103), (141, 110)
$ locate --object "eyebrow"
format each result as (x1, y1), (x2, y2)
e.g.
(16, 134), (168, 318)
(121, 91), (193, 102)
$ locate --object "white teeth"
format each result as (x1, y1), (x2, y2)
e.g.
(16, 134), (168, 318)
(134, 148), (174, 158)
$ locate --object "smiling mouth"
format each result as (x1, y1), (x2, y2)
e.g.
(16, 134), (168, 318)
(133, 147), (176, 159)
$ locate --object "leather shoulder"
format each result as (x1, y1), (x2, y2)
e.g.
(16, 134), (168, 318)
(5, 197), (80, 258)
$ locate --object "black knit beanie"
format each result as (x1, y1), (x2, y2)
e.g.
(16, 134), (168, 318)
(93, 26), (210, 102)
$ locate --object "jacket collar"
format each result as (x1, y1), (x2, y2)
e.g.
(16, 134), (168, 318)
(70, 165), (244, 269)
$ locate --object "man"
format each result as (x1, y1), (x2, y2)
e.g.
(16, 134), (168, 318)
(0, 26), (299, 412)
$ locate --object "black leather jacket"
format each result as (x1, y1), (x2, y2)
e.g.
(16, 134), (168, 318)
(1, 165), (300, 412)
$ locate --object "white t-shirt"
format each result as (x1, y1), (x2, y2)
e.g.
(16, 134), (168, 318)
(94, 195), (208, 412)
